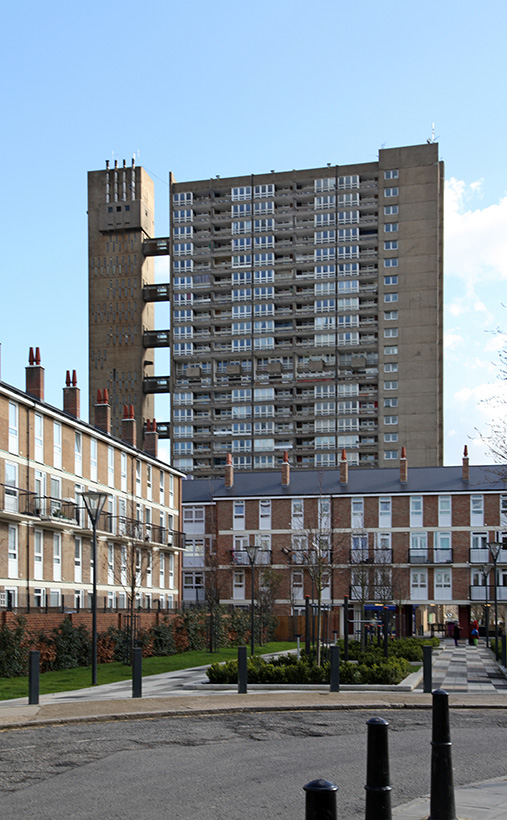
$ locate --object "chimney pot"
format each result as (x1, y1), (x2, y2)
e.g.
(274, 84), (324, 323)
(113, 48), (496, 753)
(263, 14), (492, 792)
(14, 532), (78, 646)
(26, 347), (44, 400)
(340, 449), (348, 485)
(225, 453), (234, 488)
(281, 451), (290, 486)
(462, 445), (470, 483)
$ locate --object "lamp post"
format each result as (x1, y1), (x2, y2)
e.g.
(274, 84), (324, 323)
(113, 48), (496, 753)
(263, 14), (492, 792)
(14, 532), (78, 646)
(488, 541), (501, 661)
(81, 490), (109, 685)
(245, 543), (259, 656)
(480, 563), (491, 649)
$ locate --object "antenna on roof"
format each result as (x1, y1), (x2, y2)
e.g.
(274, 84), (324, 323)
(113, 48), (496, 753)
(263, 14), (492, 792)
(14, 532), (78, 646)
(427, 123), (440, 144)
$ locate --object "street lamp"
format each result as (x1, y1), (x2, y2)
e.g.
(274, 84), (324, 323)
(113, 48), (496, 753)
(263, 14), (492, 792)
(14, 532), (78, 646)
(480, 563), (491, 649)
(82, 490), (109, 684)
(245, 543), (259, 656)
(488, 541), (501, 661)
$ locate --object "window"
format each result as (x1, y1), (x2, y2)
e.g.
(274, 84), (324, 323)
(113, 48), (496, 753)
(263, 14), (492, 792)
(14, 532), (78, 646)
(384, 275), (398, 285)
(107, 446), (115, 487)
(379, 497), (391, 527)
(384, 188), (399, 197)
(434, 569), (452, 599)
(438, 496), (452, 527)
(4, 462), (18, 512)
(501, 495), (507, 526)
(384, 222), (398, 232)
(384, 170), (399, 180)
(34, 414), (44, 462)
(384, 363), (398, 373)
(232, 203), (252, 216)
(233, 500), (245, 530)
(292, 498), (304, 529)
(384, 293), (398, 303)
(384, 241), (398, 251)
(384, 381), (398, 390)
(159, 553), (165, 587)
(384, 450), (398, 460)
(173, 192), (193, 205)
(384, 328), (398, 338)
(136, 460), (142, 496)
(8, 402), (18, 454)
(384, 346), (398, 355)
(146, 464), (152, 501)
(53, 533), (62, 581)
(435, 532), (452, 563)
(471, 495), (484, 526)
(319, 497), (331, 530)
(384, 416), (398, 425)
(107, 543), (115, 584)
(384, 205), (399, 215)
(384, 259), (398, 268)
(384, 433), (398, 443)
(351, 497), (364, 528)
(384, 398), (398, 407)
(254, 201), (274, 215)
(259, 499), (271, 530)
(411, 569), (427, 599)
(74, 432), (82, 477)
(233, 570), (245, 600)
(8, 525), (18, 578)
(410, 496), (423, 527)
(74, 537), (82, 583)
(146, 552), (152, 588)
(34, 529), (43, 581)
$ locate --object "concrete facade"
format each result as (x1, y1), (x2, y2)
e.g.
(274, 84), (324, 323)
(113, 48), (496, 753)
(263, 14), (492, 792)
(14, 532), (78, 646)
(88, 160), (157, 440)
(170, 143), (444, 478)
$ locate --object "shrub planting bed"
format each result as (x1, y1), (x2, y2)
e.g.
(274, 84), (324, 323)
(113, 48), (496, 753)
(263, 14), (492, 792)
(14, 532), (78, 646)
(206, 637), (439, 686)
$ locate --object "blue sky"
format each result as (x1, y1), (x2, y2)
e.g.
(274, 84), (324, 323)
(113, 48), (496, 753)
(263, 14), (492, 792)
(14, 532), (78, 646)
(1, 0), (507, 465)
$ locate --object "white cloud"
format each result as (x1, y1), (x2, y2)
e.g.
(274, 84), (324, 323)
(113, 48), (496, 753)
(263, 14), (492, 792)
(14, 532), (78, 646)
(444, 331), (464, 350)
(445, 178), (507, 287)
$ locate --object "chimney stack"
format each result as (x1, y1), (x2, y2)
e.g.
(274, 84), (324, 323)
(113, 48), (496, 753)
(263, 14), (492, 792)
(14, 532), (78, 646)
(281, 450), (290, 486)
(94, 388), (111, 434)
(63, 370), (80, 418)
(121, 404), (136, 447)
(144, 419), (158, 458)
(225, 453), (234, 488)
(400, 446), (408, 483)
(462, 445), (469, 483)
(339, 449), (348, 485)
(26, 347), (44, 401)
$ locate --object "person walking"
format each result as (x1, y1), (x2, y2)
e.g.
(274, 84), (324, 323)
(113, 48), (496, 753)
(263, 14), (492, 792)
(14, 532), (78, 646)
(453, 622), (461, 647)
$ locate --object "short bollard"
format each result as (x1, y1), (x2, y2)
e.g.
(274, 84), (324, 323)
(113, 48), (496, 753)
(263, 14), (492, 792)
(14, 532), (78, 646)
(295, 633), (302, 661)
(303, 778), (338, 820)
(365, 717), (392, 820)
(305, 596), (311, 657)
(132, 647), (142, 698)
(428, 689), (457, 820)
(238, 645), (247, 694)
(423, 645), (433, 693)
(330, 645), (340, 692)
(28, 650), (40, 706)
(502, 635), (506, 668)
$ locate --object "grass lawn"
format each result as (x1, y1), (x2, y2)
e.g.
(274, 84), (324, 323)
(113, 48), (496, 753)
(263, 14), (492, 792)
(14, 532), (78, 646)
(0, 642), (296, 702)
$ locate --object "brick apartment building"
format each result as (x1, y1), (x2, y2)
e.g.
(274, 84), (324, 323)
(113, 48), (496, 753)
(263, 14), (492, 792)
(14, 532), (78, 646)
(182, 450), (507, 636)
(0, 349), (184, 613)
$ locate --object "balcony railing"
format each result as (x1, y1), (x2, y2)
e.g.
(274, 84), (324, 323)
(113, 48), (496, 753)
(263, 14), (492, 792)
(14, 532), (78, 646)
(470, 585), (507, 602)
(408, 548), (454, 564)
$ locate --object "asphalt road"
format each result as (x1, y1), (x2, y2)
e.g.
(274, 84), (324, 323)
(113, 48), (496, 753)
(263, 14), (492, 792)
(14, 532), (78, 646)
(0, 709), (506, 819)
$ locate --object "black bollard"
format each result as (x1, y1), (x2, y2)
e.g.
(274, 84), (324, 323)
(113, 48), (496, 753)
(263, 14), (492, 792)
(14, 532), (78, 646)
(238, 646), (247, 694)
(423, 645), (433, 693)
(28, 650), (40, 705)
(502, 635), (506, 668)
(344, 595), (349, 662)
(330, 645), (340, 692)
(303, 778), (338, 820)
(428, 689), (457, 820)
(365, 717), (392, 820)
(132, 647), (142, 698)
(383, 607), (389, 659)
(305, 596), (311, 657)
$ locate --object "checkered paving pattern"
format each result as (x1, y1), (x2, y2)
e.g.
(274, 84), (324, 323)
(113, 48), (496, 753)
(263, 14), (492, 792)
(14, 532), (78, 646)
(431, 642), (507, 694)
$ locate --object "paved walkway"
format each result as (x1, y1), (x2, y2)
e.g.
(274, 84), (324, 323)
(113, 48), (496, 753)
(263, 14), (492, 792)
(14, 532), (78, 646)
(0, 641), (505, 819)
(428, 639), (507, 694)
